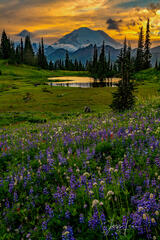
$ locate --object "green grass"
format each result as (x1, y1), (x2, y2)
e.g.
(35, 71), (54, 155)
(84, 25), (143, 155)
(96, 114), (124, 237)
(0, 60), (159, 126)
(134, 68), (160, 83)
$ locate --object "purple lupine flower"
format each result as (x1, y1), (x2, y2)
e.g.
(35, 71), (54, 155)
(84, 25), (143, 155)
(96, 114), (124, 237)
(88, 208), (100, 229)
(42, 221), (47, 231)
(5, 199), (10, 209)
(121, 216), (128, 230)
(13, 191), (18, 202)
(9, 180), (14, 193)
(46, 233), (52, 240)
(58, 153), (67, 165)
(65, 210), (70, 219)
(62, 226), (75, 240)
(29, 187), (34, 195)
(68, 191), (76, 206)
(45, 204), (54, 218)
(43, 187), (49, 195)
(79, 214), (84, 223)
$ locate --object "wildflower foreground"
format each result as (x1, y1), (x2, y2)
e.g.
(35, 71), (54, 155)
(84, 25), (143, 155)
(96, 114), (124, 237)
(0, 101), (160, 240)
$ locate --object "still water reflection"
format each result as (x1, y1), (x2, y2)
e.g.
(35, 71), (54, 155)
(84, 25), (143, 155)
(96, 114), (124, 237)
(48, 76), (121, 88)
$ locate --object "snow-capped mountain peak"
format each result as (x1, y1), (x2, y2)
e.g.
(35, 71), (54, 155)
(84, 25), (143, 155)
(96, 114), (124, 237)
(52, 27), (121, 51)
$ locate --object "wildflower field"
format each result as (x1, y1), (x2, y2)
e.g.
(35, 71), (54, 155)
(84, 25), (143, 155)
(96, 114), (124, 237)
(0, 98), (160, 240)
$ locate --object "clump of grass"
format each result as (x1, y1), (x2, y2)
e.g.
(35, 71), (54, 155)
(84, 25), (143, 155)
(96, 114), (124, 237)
(23, 92), (32, 102)
(42, 87), (53, 94)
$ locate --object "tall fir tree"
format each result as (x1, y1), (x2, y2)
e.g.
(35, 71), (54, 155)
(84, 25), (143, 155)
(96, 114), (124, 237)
(144, 19), (152, 69)
(116, 48), (123, 79)
(1, 30), (10, 59)
(74, 59), (79, 71)
(20, 38), (24, 63)
(24, 35), (34, 65)
(65, 50), (69, 70)
(155, 59), (158, 69)
(97, 41), (106, 81)
(79, 60), (83, 71)
(15, 45), (21, 64)
(107, 51), (111, 70)
(122, 37), (128, 84)
(36, 38), (48, 69)
(106, 50), (112, 78)
(135, 27), (144, 71)
(111, 38), (135, 112)
(91, 44), (98, 78)
(9, 42), (16, 64)
(49, 60), (54, 70)
(41, 38), (48, 69)
(37, 43), (42, 67)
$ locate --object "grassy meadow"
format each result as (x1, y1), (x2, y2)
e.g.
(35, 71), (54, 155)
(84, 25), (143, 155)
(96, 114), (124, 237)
(0, 60), (159, 126)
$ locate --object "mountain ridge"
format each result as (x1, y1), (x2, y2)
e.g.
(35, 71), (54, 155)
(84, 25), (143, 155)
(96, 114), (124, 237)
(48, 44), (160, 66)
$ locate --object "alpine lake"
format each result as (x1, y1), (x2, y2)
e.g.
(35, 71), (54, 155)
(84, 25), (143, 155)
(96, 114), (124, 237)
(48, 76), (121, 88)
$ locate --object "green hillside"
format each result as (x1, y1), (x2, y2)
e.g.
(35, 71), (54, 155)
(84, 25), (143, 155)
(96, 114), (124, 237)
(0, 60), (159, 126)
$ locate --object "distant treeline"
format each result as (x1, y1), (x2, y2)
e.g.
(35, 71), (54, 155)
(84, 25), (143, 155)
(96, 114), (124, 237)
(52, 51), (86, 71)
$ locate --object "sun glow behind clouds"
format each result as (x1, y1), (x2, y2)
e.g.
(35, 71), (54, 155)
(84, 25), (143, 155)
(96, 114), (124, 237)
(156, 10), (160, 16)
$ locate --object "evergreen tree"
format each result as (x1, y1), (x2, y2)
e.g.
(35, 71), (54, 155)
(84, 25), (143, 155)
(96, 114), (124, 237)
(65, 51), (69, 70)
(116, 49), (123, 77)
(37, 39), (48, 69)
(0, 44), (2, 59)
(24, 35), (34, 65)
(111, 39), (135, 112)
(69, 59), (74, 71)
(135, 27), (144, 71)
(121, 37), (128, 84)
(106, 51), (112, 78)
(9, 42), (16, 64)
(49, 60), (54, 70)
(85, 60), (91, 71)
(111, 81), (135, 112)
(59, 59), (62, 70)
(91, 44), (98, 78)
(41, 38), (48, 69)
(97, 41), (106, 81)
(79, 60), (83, 71)
(15, 45), (21, 64)
(113, 63), (118, 76)
(155, 59), (158, 69)
(20, 38), (24, 63)
(37, 43), (42, 67)
(74, 59), (79, 71)
(125, 41), (132, 83)
(1, 30), (10, 59)
(107, 51), (111, 70)
(144, 19), (152, 69)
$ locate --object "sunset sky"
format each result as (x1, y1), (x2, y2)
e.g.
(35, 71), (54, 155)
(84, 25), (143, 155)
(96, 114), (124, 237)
(1, 0), (160, 46)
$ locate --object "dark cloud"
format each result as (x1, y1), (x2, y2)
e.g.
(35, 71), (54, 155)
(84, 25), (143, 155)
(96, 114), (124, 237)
(147, 3), (160, 13)
(116, 0), (160, 9)
(127, 20), (136, 29)
(106, 18), (122, 30)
